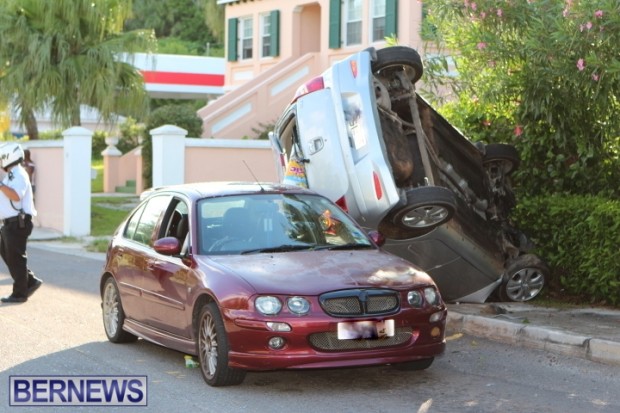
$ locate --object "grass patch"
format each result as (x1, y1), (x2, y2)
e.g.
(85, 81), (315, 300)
(92, 159), (103, 193)
(90, 196), (139, 237)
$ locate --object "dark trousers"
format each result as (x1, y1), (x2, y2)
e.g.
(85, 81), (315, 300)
(0, 218), (36, 298)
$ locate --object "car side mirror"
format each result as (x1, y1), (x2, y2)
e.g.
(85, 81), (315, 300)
(368, 230), (385, 247)
(153, 237), (182, 256)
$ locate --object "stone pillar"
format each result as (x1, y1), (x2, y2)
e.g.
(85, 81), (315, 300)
(62, 126), (92, 237)
(102, 136), (122, 193)
(150, 124), (187, 188)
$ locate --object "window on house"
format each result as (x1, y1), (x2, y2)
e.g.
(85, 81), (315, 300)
(371, 0), (386, 42)
(260, 13), (272, 58)
(343, 0), (362, 46)
(239, 16), (253, 60)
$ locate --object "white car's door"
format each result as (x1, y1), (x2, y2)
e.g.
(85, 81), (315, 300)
(294, 89), (349, 202)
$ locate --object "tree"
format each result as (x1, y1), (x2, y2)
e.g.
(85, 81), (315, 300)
(125, 0), (222, 54)
(0, 0), (156, 139)
(423, 0), (620, 197)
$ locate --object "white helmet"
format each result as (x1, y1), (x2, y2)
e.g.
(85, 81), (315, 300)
(0, 142), (25, 169)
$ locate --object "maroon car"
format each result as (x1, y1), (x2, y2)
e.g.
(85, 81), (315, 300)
(100, 182), (447, 386)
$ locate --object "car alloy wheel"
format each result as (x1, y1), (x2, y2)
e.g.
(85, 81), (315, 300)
(391, 186), (458, 237)
(498, 254), (548, 302)
(197, 302), (246, 386)
(102, 277), (137, 343)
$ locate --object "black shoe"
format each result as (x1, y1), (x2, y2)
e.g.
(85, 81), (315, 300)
(1, 295), (27, 303)
(27, 279), (43, 297)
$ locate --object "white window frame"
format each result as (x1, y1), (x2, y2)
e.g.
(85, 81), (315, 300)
(238, 16), (253, 60)
(370, 0), (386, 43)
(342, 0), (362, 46)
(260, 13), (272, 58)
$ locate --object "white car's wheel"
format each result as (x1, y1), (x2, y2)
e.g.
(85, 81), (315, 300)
(391, 186), (457, 237)
(497, 254), (548, 302)
(372, 46), (424, 84)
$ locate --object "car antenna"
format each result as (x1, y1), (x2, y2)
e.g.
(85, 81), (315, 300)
(243, 160), (266, 192)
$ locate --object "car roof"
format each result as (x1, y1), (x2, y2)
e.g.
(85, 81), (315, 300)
(143, 181), (315, 202)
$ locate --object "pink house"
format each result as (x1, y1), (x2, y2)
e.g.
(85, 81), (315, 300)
(199, 0), (430, 140)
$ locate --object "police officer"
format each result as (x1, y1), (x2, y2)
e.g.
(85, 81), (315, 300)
(0, 142), (40, 303)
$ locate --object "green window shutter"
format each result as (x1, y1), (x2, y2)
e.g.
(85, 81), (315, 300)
(385, 0), (398, 38)
(328, 0), (341, 49)
(227, 18), (238, 62)
(270, 10), (280, 57)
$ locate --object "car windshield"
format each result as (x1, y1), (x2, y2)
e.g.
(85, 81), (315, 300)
(197, 193), (373, 255)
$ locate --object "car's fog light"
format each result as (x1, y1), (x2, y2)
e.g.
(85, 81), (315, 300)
(268, 337), (286, 349)
(266, 322), (291, 332)
(430, 326), (442, 338)
(429, 311), (444, 323)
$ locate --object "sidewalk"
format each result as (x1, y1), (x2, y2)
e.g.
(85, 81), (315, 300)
(29, 227), (620, 367)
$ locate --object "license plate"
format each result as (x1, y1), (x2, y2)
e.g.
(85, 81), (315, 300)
(337, 320), (395, 340)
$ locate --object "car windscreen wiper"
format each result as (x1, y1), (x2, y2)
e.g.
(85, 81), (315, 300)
(241, 244), (315, 254)
(313, 243), (374, 251)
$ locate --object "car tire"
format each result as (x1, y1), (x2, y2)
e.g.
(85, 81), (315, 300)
(497, 254), (548, 302)
(372, 46), (424, 84)
(483, 143), (520, 175)
(102, 277), (138, 343)
(196, 302), (247, 387)
(391, 186), (457, 236)
(392, 357), (434, 371)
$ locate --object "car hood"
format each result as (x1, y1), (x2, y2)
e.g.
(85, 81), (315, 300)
(198, 250), (435, 295)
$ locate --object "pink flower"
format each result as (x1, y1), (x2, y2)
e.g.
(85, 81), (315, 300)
(586, 21), (593, 30)
(477, 42), (487, 50)
(471, 2), (477, 11)
(562, 8), (569, 17)
(480, 11), (486, 19)
(579, 24), (585, 32)
(592, 73), (599, 81)
(514, 125), (523, 137)
(576, 58), (585, 71)
(594, 10), (603, 18)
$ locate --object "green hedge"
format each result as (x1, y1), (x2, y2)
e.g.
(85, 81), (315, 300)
(512, 195), (620, 305)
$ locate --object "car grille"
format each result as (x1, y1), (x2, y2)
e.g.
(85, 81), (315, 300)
(309, 327), (413, 351)
(319, 289), (400, 317)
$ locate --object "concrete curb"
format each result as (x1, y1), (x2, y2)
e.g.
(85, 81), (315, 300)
(447, 312), (620, 366)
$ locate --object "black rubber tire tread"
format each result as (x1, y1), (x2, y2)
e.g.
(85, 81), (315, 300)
(372, 46), (424, 84)
(483, 143), (520, 174)
(197, 302), (247, 387)
(391, 186), (458, 236)
(102, 277), (138, 343)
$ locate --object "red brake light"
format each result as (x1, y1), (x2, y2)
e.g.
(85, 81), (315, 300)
(335, 196), (348, 212)
(350, 60), (358, 78)
(373, 172), (383, 200)
(292, 77), (325, 102)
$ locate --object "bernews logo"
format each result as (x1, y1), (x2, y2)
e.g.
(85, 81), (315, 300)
(9, 375), (147, 407)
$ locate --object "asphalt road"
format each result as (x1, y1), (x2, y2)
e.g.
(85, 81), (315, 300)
(1, 246), (618, 413)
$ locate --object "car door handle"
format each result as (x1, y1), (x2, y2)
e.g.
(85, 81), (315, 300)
(308, 137), (324, 155)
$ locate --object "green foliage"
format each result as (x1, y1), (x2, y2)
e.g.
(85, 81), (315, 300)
(0, 0), (157, 139)
(125, 0), (222, 55)
(92, 131), (108, 160)
(424, 0), (620, 197)
(141, 104), (203, 188)
(512, 195), (620, 305)
(117, 117), (145, 154)
(251, 122), (275, 140)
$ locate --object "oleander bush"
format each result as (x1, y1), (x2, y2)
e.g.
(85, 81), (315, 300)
(512, 195), (620, 306)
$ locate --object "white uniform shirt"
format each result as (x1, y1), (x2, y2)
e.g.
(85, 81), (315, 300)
(0, 164), (37, 219)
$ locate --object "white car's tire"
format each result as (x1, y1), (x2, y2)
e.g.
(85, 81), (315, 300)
(372, 46), (424, 84)
(391, 186), (457, 236)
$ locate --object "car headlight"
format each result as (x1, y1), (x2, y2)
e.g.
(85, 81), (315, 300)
(407, 291), (423, 308)
(255, 296), (282, 315)
(287, 296), (311, 315)
(424, 287), (440, 306)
